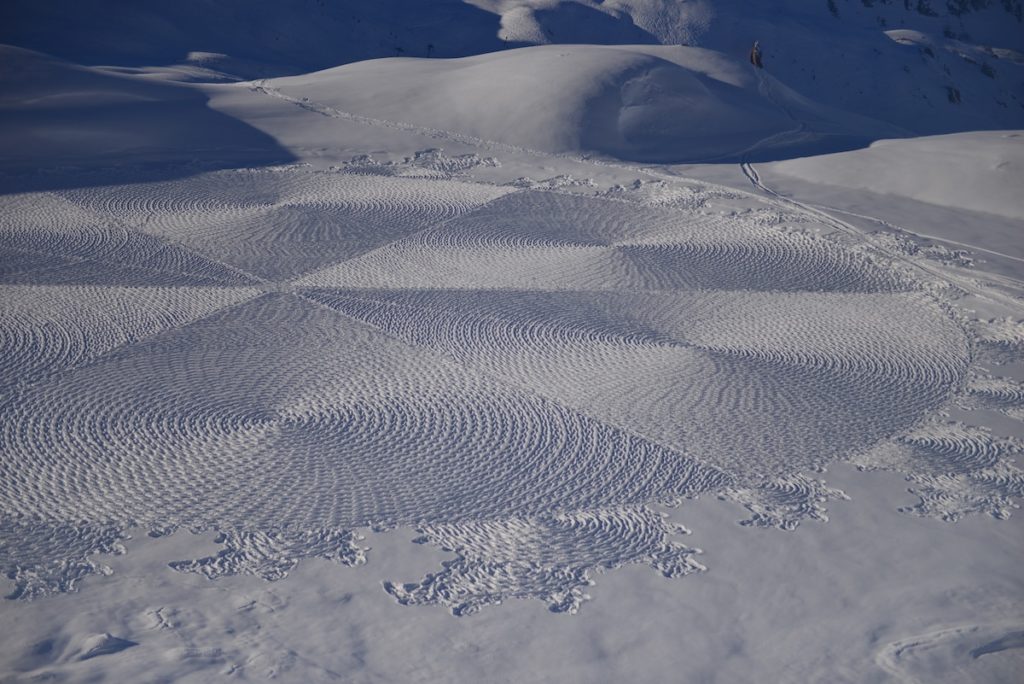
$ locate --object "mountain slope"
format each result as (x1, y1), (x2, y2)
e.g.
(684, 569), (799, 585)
(1, 0), (1022, 167)
(3, 0), (1022, 138)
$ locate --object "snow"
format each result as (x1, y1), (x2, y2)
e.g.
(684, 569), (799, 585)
(262, 44), (907, 163)
(1, 1), (1023, 682)
(1, 467), (1021, 682)
(5, 0), (1022, 134)
(772, 131), (1024, 221)
(0, 46), (294, 183)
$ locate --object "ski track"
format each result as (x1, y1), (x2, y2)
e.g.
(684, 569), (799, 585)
(826, 205), (1024, 268)
(1, 93), (1022, 614)
(741, 160), (1024, 312)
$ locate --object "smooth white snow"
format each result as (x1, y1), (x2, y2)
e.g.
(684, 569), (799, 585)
(773, 131), (1024, 222)
(266, 44), (903, 163)
(0, 46), (293, 175)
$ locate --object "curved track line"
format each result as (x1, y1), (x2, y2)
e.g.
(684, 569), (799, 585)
(737, 69), (1024, 312)
(741, 161), (1024, 311)
(825, 205), (1024, 267)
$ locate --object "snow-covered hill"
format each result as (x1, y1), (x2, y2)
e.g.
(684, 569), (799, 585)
(7, 1), (1021, 165)
(4, 0), (1023, 136)
(773, 130), (1024, 221)
(261, 43), (905, 163)
(0, 46), (294, 188)
(606, 0), (1024, 134)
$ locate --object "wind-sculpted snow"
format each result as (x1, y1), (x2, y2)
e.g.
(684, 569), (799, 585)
(0, 164), (1016, 613)
(877, 622), (1024, 683)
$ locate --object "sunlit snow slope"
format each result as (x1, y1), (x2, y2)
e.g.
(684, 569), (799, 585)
(3, 0), (1022, 135)
(261, 44), (904, 162)
(774, 130), (1024, 221)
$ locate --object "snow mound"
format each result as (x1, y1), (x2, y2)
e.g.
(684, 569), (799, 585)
(269, 44), (900, 163)
(77, 634), (137, 661)
(877, 623), (1024, 684)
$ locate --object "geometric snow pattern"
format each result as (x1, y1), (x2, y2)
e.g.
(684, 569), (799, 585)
(0, 165), (1010, 614)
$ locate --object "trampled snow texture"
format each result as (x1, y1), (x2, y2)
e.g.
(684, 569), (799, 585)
(1, 164), (1020, 613)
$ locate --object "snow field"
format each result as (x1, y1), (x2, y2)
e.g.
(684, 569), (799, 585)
(2, 163), (1018, 615)
(0, 3), (1022, 679)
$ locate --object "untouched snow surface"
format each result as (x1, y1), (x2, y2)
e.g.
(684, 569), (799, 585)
(0, 46), (294, 185)
(773, 131), (1024, 221)
(4, 0), (1023, 136)
(1, 4), (1023, 683)
(264, 44), (904, 163)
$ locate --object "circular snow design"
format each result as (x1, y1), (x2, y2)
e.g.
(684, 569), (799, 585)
(0, 166), (978, 610)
